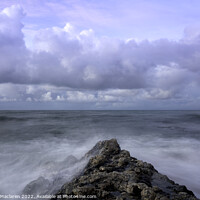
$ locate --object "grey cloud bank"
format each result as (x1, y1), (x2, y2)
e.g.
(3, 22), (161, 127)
(0, 5), (200, 109)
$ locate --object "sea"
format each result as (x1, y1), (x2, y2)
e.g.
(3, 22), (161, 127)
(0, 110), (199, 198)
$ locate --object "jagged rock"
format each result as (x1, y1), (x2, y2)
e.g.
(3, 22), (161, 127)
(53, 139), (198, 200)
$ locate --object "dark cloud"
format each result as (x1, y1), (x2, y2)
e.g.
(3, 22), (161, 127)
(0, 5), (29, 84)
(0, 5), (200, 95)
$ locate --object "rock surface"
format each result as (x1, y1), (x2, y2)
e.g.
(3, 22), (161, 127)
(53, 139), (198, 200)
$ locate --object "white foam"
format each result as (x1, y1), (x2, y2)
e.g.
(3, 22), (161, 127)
(0, 135), (103, 196)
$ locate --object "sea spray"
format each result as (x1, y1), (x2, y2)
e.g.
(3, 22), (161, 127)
(0, 110), (200, 197)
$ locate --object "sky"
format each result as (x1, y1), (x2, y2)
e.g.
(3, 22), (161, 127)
(0, 0), (200, 110)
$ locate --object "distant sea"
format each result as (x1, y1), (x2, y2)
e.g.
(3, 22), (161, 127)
(0, 111), (200, 197)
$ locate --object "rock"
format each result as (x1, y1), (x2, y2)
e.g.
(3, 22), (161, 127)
(22, 176), (50, 195)
(84, 138), (120, 158)
(22, 154), (84, 198)
(52, 139), (198, 200)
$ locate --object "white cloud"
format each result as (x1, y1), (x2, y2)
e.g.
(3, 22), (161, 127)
(56, 95), (65, 101)
(0, 82), (199, 110)
(141, 89), (173, 100)
(66, 91), (96, 102)
(41, 92), (52, 101)
(0, 5), (200, 109)
(0, 97), (17, 102)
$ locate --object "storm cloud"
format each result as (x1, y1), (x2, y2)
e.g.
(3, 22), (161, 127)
(0, 5), (200, 108)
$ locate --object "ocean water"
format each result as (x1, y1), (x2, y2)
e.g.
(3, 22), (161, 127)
(0, 110), (200, 198)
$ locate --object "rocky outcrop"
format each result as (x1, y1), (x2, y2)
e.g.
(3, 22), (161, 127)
(53, 139), (198, 200)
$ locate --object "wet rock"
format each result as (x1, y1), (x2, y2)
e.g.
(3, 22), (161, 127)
(52, 138), (198, 200)
(22, 154), (87, 199)
(22, 176), (50, 195)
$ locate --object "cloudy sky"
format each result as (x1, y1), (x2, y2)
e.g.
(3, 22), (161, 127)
(0, 0), (200, 110)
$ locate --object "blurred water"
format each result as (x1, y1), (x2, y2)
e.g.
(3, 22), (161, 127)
(0, 110), (200, 197)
